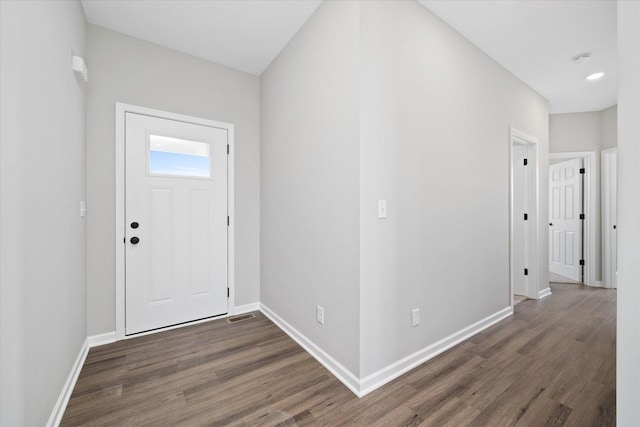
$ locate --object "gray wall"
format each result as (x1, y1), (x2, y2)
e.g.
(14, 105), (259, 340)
(600, 105), (618, 150)
(617, 1), (640, 423)
(261, 0), (549, 379)
(86, 25), (261, 335)
(0, 1), (87, 425)
(549, 105), (617, 152)
(358, 0), (549, 377)
(260, 0), (361, 375)
(549, 106), (618, 283)
(549, 111), (603, 152)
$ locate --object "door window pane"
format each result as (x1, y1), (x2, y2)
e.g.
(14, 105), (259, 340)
(149, 135), (210, 177)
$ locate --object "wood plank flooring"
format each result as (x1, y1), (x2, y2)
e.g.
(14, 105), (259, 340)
(62, 283), (616, 426)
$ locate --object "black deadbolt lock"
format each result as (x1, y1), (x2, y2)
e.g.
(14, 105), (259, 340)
(131, 222), (139, 229)
(130, 237), (140, 244)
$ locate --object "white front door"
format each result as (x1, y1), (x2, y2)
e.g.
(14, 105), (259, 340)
(549, 158), (582, 281)
(125, 112), (228, 335)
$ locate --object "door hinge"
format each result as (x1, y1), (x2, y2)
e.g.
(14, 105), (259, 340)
(579, 213), (585, 220)
(579, 260), (585, 266)
(227, 216), (230, 226)
(227, 144), (230, 155)
(524, 268), (529, 276)
(579, 167), (585, 174)
(523, 158), (528, 166)
(524, 213), (528, 221)
(227, 288), (230, 298)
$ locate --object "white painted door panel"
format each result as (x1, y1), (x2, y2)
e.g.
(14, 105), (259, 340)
(549, 158), (582, 281)
(125, 112), (228, 335)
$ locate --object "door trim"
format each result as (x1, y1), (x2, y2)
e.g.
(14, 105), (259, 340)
(115, 103), (235, 341)
(549, 151), (597, 287)
(601, 147), (617, 288)
(509, 128), (540, 307)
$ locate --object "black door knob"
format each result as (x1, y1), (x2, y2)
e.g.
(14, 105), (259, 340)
(613, 225), (617, 230)
(130, 237), (140, 244)
(131, 222), (139, 229)
(549, 223), (553, 226)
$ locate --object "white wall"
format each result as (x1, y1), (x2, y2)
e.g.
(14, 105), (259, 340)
(0, 1), (87, 425)
(549, 106), (618, 283)
(616, 1), (640, 424)
(86, 25), (261, 335)
(260, 0), (361, 375)
(358, 0), (549, 377)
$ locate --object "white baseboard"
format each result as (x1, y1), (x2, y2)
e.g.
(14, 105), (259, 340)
(538, 287), (552, 299)
(46, 338), (89, 427)
(259, 304), (513, 398)
(589, 280), (604, 288)
(259, 303), (361, 396)
(358, 306), (513, 395)
(87, 331), (116, 348)
(48, 302), (516, 425)
(232, 302), (260, 315)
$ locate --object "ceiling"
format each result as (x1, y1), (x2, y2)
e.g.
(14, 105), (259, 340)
(82, 0), (617, 114)
(80, 0), (321, 76)
(419, 1), (617, 114)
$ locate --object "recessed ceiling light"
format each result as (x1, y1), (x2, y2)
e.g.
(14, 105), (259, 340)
(586, 72), (605, 81)
(573, 54), (591, 64)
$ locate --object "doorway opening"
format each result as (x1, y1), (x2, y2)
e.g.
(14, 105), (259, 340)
(548, 152), (597, 287)
(510, 128), (540, 306)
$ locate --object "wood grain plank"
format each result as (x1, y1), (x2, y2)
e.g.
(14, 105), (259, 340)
(61, 284), (616, 426)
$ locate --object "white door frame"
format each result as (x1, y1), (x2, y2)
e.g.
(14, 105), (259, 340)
(601, 147), (617, 288)
(115, 103), (235, 340)
(509, 128), (540, 306)
(549, 151), (598, 287)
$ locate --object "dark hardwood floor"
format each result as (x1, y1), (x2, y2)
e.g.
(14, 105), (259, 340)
(62, 283), (616, 426)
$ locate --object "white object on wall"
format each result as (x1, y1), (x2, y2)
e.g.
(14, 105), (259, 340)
(377, 200), (387, 219)
(72, 55), (88, 82)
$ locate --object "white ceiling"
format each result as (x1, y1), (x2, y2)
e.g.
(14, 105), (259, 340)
(419, 1), (617, 114)
(82, 0), (616, 113)
(80, 0), (321, 76)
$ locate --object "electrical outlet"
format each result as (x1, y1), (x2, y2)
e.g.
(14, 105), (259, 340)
(412, 308), (420, 327)
(316, 305), (325, 325)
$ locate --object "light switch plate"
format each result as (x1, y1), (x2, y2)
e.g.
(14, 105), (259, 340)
(80, 201), (86, 218)
(316, 305), (325, 325)
(412, 308), (420, 327)
(378, 200), (387, 219)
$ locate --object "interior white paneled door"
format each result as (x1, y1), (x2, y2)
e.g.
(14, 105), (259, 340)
(549, 158), (582, 281)
(125, 112), (228, 335)
(602, 149), (617, 289)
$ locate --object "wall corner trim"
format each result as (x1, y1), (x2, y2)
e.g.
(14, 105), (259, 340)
(358, 306), (514, 395)
(538, 288), (553, 299)
(46, 339), (90, 427)
(259, 303), (362, 396)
